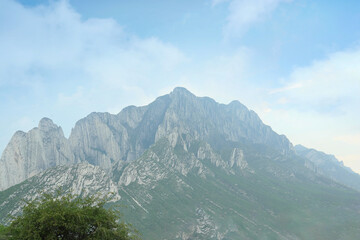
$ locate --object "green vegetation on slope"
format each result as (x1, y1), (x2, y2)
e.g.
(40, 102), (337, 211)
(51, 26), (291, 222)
(1, 139), (360, 239)
(0, 191), (140, 240)
(114, 139), (360, 239)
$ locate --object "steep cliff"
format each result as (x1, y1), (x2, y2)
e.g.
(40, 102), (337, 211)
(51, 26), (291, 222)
(0, 118), (74, 190)
(67, 87), (293, 174)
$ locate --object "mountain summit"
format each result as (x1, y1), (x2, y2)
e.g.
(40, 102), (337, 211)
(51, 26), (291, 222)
(1, 88), (360, 239)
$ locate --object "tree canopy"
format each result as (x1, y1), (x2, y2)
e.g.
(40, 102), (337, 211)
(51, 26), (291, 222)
(0, 191), (140, 240)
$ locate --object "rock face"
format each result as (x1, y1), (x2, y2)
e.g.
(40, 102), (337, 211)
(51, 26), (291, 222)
(230, 148), (247, 169)
(70, 87), (294, 173)
(3, 136), (360, 239)
(2, 88), (359, 193)
(0, 118), (74, 190)
(69, 113), (126, 170)
(0, 163), (120, 222)
(154, 88), (293, 154)
(69, 87), (293, 168)
(0, 87), (294, 190)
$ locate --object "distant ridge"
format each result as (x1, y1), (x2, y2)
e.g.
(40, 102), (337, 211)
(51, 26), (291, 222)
(295, 144), (360, 191)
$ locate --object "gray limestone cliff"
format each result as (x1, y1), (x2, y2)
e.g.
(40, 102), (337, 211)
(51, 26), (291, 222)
(1, 87), (294, 190)
(69, 87), (293, 173)
(0, 118), (74, 190)
(155, 88), (293, 154)
(69, 113), (127, 170)
(0, 163), (120, 222)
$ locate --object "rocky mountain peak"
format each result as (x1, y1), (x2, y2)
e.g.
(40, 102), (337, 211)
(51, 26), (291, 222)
(170, 87), (195, 97)
(168, 87), (198, 107)
(38, 117), (58, 131)
(0, 118), (74, 191)
(13, 130), (26, 138)
(228, 99), (246, 108)
(1, 87), (294, 191)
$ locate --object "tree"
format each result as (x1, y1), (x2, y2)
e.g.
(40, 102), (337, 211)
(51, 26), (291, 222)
(2, 191), (140, 240)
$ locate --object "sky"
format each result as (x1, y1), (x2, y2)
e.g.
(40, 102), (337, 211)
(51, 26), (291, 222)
(1, 0), (360, 172)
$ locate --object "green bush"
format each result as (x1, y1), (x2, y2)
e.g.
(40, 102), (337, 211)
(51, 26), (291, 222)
(1, 191), (140, 240)
(0, 225), (9, 240)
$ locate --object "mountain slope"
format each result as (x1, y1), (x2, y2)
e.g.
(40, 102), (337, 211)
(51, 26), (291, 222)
(1, 87), (360, 239)
(0, 163), (120, 224)
(113, 138), (360, 240)
(295, 144), (360, 191)
(1, 138), (360, 239)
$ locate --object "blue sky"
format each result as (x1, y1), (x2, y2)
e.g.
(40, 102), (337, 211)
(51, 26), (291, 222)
(1, 0), (360, 172)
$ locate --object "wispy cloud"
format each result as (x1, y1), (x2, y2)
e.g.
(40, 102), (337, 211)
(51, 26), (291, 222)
(333, 134), (360, 147)
(269, 47), (360, 114)
(0, 0), (186, 108)
(269, 82), (303, 94)
(177, 47), (259, 104)
(261, 47), (360, 173)
(213, 0), (292, 39)
(0, 0), (186, 149)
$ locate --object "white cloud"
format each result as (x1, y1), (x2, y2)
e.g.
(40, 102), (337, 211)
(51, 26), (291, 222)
(177, 47), (261, 105)
(0, 0), (186, 151)
(0, 0), (185, 93)
(270, 47), (360, 114)
(262, 47), (360, 173)
(58, 87), (84, 106)
(213, 0), (292, 38)
(0, 0), (187, 109)
(269, 82), (303, 94)
(333, 134), (360, 147)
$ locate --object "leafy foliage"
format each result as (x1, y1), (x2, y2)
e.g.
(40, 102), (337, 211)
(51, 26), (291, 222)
(2, 191), (140, 240)
(0, 225), (9, 240)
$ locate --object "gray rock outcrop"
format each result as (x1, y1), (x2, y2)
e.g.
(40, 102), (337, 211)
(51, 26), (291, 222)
(0, 118), (74, 190)
(69, 87), (293, 173)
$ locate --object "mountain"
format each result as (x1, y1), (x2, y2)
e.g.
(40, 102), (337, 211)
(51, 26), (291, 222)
(295, 144), (360, 191)
(67, 87), (293, 169)
(1, 87), (360, 239)
(0, 87), (292, 191)
(111, 139), (360, 239)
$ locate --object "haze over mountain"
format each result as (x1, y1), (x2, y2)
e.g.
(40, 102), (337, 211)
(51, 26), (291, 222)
(2, 0), (360, 176)
(0, 87), (294, 191)
(1, 88), (360, 239)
